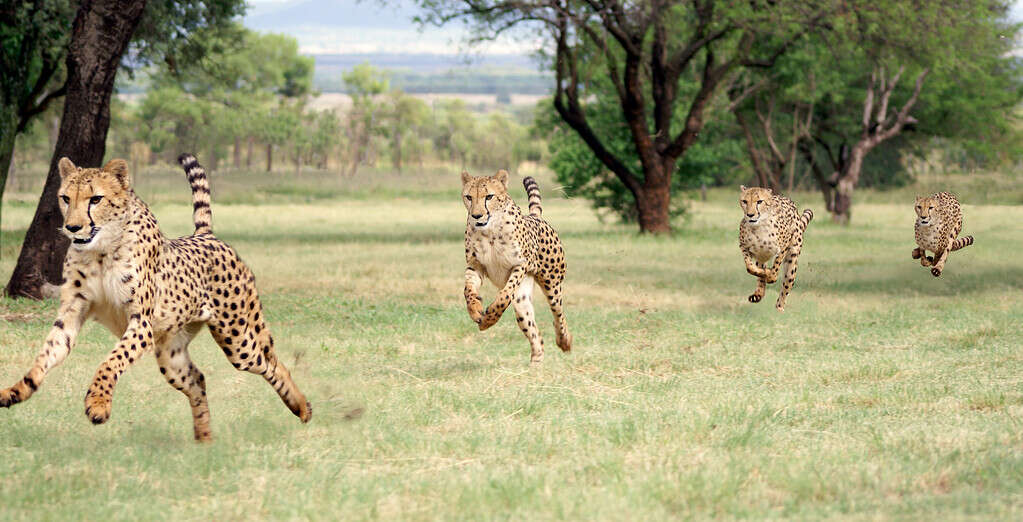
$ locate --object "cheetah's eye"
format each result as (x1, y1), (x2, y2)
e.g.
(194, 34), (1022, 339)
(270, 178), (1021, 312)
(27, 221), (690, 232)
(756, 200), (763, 205)
(89, 195), (103, 205)
(60, 195), (70, 204)
(465, 195), (472, 201)
(485, 194), (494, 201)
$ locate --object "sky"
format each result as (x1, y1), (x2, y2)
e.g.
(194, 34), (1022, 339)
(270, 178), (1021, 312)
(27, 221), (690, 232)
(243, 0), (538, 55)
(244, 0), (1023, 56)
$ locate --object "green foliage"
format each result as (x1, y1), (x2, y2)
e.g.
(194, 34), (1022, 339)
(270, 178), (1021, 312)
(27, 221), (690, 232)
(534, 89), (745, 223)
(734, 0), (1023, 190)
(129, 0), (248, 73)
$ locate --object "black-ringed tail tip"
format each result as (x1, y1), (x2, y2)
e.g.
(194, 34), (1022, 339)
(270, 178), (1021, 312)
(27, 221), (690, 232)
(176, 153), (212, 235)
(523, 176), (543, 217)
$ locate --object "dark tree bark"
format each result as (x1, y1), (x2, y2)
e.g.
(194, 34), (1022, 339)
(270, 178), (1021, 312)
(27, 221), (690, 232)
(266, 143), (273, 172)
(5, 0), (148, 299)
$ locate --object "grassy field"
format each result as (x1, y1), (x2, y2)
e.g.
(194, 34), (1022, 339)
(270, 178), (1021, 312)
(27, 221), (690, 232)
(1, 166), (1022, 520)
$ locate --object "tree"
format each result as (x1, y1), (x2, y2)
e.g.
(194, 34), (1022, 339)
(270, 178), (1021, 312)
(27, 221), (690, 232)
(141, 27), (315, 169)
(341, 63), (389, 177)
(382, 90), (428, 172)
(5, 0), (245, 298)
(0, 1), (74, 230)
(733, 0), (1022, 223)
(416, 0), (827, 233)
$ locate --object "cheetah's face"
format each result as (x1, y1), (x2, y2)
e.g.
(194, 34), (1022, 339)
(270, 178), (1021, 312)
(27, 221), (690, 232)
(57, 158), (133, 251)
(461, 169), (511, 229)
(915, 196), (938, 227)
(739, 185), (773, 225)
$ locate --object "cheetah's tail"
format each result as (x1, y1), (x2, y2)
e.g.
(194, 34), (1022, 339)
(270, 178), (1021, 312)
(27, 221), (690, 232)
(950, 235), (974, 252)
(799, 209), (813, 231)
(177, 153), (212, 235)
(523, 176), (543, 217)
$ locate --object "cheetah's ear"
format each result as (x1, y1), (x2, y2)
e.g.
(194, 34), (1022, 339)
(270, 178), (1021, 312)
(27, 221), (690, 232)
(493, 169), (509, 188)
(102, 158), (131, 190)
(740, 185), (748, 192)
(58, 157), (77, 180)
(461, 170), (473, 186)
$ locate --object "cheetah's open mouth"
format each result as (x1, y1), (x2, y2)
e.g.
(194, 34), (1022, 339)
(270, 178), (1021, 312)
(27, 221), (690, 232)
(71, 227), (100, 245)
(474, 219), (490, 228)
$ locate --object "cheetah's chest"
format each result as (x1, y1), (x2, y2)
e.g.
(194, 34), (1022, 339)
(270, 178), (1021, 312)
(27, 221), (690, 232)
(915, 222), (947, 251)
(741, 223), (783, 263)
(469, 229), (523, 286)
(83, 260), (135, 337)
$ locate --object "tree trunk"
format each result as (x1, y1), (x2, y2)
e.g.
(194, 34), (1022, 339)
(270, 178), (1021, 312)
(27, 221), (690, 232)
(6, 0), (148, 299)
(233, 135), (241, 168)
(266, 144), (272, 172)
(246, 137), (253, 168)
(635, 183), (671, 234)
(393, 131), (403, 173)
(831, 144), (866, 224)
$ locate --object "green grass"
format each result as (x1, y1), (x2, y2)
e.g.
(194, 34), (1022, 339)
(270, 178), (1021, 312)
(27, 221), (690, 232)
(1, 167), (1022, 520)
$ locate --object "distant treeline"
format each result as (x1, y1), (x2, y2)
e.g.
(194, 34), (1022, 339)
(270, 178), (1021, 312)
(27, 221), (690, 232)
(314, 68), (553, 96)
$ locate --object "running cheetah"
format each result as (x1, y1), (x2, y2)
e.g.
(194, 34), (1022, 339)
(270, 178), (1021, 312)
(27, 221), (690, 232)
(462, 170), (572, 363)
(738, 185), (813, 312)
(912, 192), (973, 277)
(0, 155), (311, 441)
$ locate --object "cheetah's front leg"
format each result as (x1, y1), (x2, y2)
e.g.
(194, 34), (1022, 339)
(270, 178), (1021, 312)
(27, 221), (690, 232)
(748, 261), (767, 303)
(0, 290), (89, 407)
(929, 248), (949, 277)
(84, 314), (154, 424)
(743, 252), (770, 279)
(479, 265), (527, 331)
(912, 248), (934, 267)
(464, 266), (484, 324)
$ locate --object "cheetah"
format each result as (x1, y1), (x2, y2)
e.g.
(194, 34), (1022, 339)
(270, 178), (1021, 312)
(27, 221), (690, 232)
(0, 155), (311, 441)
(912, 192), (973, 277)
(462, 170), (572, 363)
(738, 185), (813, 312)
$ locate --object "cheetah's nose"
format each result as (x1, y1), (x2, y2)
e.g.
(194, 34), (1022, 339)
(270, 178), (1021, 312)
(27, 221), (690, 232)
(746, 213), (755, 218)
(471, 213), (483, 220)
(66, 224), (83, 233)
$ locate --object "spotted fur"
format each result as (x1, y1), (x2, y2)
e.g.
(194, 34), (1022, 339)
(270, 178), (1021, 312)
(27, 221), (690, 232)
(738, 185), (813, 312)
(0, 155), (311, 441)
(462, 170), (572, 363)
(912, 192), (973, 277)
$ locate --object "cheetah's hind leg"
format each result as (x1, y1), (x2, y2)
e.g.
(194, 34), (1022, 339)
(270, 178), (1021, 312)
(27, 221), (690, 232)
(155, 323), (212, 441)
(207, 288), (312, 423)
(511, 276), (544, 363)
(540, 275), (572, 353)
(775, 240), (804, 313)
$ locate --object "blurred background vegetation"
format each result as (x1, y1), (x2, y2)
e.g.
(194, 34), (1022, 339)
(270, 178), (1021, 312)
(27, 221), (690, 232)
(5, 1), (1023, 227)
